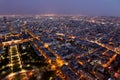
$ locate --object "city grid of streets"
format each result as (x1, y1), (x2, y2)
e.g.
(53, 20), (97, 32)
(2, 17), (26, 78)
(0, 15), (120, 80)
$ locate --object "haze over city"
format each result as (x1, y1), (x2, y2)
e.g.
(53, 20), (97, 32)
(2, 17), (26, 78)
(0, 0), (120, 16)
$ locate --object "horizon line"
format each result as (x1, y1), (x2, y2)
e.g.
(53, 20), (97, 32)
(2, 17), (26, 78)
(0, 14), (119, 17)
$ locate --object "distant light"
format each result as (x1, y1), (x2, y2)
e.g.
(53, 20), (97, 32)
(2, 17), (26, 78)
(65, 62), (68, 65)
(44, 43), (49, 48)
(56, 33), (65, 36)
(49, 77), (53, 80)
(49, 17), (54, 20)
(27, 64), (30, 67)
(22, 46), (26, 50)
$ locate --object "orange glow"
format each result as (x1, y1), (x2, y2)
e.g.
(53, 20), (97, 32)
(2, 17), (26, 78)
(102, 54), (118, 68)
(51, 65), (56, 70)
(78, 60), (83, 65)
(28, 72), (33, 76)
(44, 43), (49, 48)
(56, 58), (64, 67)
(102, 50), (108, 55)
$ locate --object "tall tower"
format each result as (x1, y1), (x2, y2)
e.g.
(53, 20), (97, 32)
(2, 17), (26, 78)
(9, 23), (13, 35)
(3, 16), (7, 24)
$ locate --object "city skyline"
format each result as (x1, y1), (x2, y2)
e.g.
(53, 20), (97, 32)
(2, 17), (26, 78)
(0, 0), (120, 16)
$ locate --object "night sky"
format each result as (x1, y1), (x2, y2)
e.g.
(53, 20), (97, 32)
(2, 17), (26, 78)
(0, 0), (120, 16)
